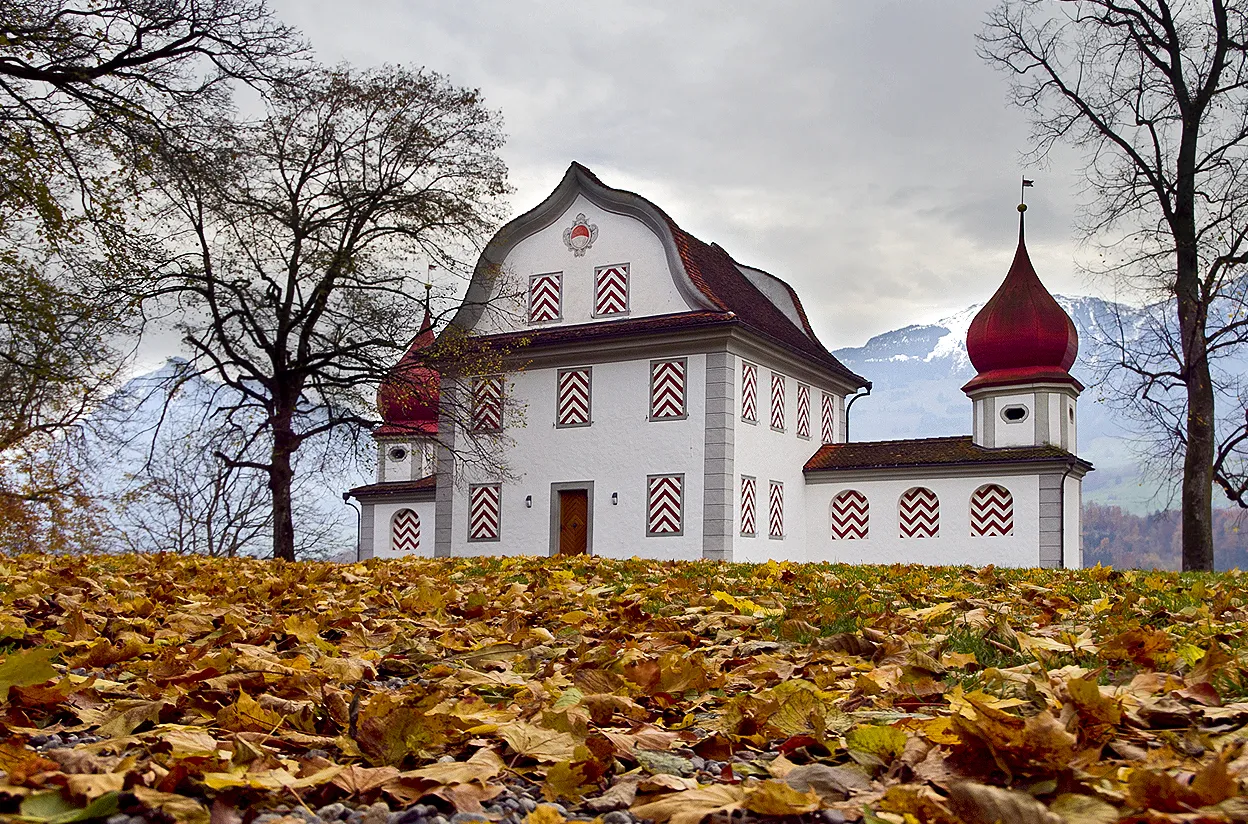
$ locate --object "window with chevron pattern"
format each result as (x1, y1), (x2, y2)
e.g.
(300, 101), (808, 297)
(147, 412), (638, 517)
(741, 362), (758, 423)
(899, 487), (939, 538)
(740, 475), (757, 537)
(649, 359), (686, 420)
(556, 368), (592, 428)
(821, 392), (836, 444)
(470, 376), (503, 432)
(829, 490), (868, 539)
(528, 272), (562, 323)
(970, 484), (1014, 537)
(646, 474), (684, 536)
(390, 509), (420, 553)
(770, 373), (786, 431)
(796, 383), (811, 439)
(468, 484), (502, 542)
(768, 481), (784, 539)
(593, 263), (629, 316)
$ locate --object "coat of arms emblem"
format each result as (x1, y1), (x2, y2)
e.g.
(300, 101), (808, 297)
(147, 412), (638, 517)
(563, 213), (598, 257)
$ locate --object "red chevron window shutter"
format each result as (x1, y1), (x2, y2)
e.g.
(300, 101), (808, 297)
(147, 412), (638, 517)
(391, 509), (420, 553)
(821, 392), (836, 444)
(649, 359), (686, 419)
(770, 373), (786, 431)
(740, 476), (756, 537)
(796, 383), (811, 438)
(468, 484), (502, 541)
(556, 368), (591, 427)
(970, 484), (1014, 536)
(768, 481), (784, 538)
(593, 263), (629, 316)
(471, 376), (503, 432)
(528, 272), (562, 323)
(647, 474), (683, 536)
(830, 490), (868, 539)
(741, 362), (758, 423)
(899, 487), (939, 538)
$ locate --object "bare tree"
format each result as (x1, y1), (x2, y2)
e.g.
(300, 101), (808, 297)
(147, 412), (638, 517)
(981, 0), (1248, 570)
(0, 0), (305, 492)
(143, 65), (511, 561)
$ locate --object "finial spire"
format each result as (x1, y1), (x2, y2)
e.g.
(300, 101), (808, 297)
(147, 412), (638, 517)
(1018, 177), (1034, 243)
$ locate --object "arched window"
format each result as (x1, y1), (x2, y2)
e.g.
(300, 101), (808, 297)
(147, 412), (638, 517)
(391, 508), (421, 553)
(899, 487), (939, 538)
(970, 484), (1014, 537)
(830, 490), (868, 539)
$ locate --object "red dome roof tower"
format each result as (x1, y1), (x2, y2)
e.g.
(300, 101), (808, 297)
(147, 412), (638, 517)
(963, 203), (1081, 452)
(376, 307), (440, 435)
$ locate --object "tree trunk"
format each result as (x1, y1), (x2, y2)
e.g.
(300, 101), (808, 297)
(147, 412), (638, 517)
(1175, 138), (1215, 571)
(269, 411), (297, 562)
(1181, 312), (1216, 571)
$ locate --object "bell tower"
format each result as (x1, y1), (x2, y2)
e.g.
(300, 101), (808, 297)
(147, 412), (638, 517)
(963, 203), (1081, 451)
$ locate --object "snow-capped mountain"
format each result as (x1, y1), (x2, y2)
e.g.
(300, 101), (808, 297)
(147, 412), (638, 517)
(832, 295), (1171, 513)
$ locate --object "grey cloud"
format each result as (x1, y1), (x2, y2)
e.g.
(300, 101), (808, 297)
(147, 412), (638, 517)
(270, 0), (1093, 347)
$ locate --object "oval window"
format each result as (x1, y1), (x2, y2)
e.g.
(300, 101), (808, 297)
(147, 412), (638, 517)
(1001, 405), (1028, 423)
(388, 446), (408, 461)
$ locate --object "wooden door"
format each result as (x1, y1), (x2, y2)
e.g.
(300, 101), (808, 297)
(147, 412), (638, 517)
(558, 490), (588, 555)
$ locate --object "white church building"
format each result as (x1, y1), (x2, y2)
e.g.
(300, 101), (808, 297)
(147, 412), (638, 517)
(348, 163), (1091, 567)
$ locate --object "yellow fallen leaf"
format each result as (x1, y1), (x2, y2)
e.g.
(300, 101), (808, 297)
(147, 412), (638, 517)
(742, 780), (822, 815)
(526, 803), (569, 823)
(0, 648), (58, 700)
(711, 591), (783, 617)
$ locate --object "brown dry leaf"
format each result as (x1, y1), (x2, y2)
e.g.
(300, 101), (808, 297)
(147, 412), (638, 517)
(1047, 793), (1119, 824)
(63, 772), (125, 801)
(498, 721), (580, 763)
(402, 748), (505, 786)
(631, 783), (747, 824)
(947, 781), (1062, 824)
(783, 763), (872, 803)
(132, 786), (211, 824)
(331, 764), (400, 797)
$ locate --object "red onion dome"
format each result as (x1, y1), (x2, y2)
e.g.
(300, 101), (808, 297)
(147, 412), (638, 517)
(376, 310), (440, 432)
(963, 206), (1081, 393)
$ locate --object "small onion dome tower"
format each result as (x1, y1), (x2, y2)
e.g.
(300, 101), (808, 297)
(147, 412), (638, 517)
(963, 203), (1081, 451)
(374, 296), (440, 481)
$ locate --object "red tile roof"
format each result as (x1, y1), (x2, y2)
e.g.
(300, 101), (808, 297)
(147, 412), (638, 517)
(347, 475), (436, 500)
(804, 435), (1091, 473)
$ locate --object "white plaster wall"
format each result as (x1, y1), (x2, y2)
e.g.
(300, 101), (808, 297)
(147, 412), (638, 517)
(732, 356), (839, 563)
(1064, 474), (1083, 569)
(448, 353), (707, 560)
(477, 195), (694, 334)
(377, 438), (435, 482)
(804, 473), (1043, 567)
(369, 500), (437, 559)
(988, 392), (1034, 448)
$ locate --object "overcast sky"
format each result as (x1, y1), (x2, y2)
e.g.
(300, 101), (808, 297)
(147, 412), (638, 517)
(269, 1), (1098, 349)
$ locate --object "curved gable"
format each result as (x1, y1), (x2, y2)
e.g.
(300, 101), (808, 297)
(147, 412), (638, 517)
(452, 163), (718, 335)
(451, 162), (867, 388)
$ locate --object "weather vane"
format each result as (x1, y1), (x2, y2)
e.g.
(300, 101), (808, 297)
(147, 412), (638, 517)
(1020, 176), (1034, 208)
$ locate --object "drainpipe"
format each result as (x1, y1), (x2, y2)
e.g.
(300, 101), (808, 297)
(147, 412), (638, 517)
(844, 386), (872, 442)
(342, 492), (362, 561)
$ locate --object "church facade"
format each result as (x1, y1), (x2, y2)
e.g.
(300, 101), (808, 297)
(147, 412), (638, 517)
(347, 163), (1091, 567)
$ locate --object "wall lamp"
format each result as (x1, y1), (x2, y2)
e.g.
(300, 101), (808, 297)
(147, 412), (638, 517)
(611, 492), (618, 505)
(525, 495), (532, 508)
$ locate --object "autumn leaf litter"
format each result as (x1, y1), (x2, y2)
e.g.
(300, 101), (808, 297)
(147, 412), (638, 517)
(2, 555), (1248, 824)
